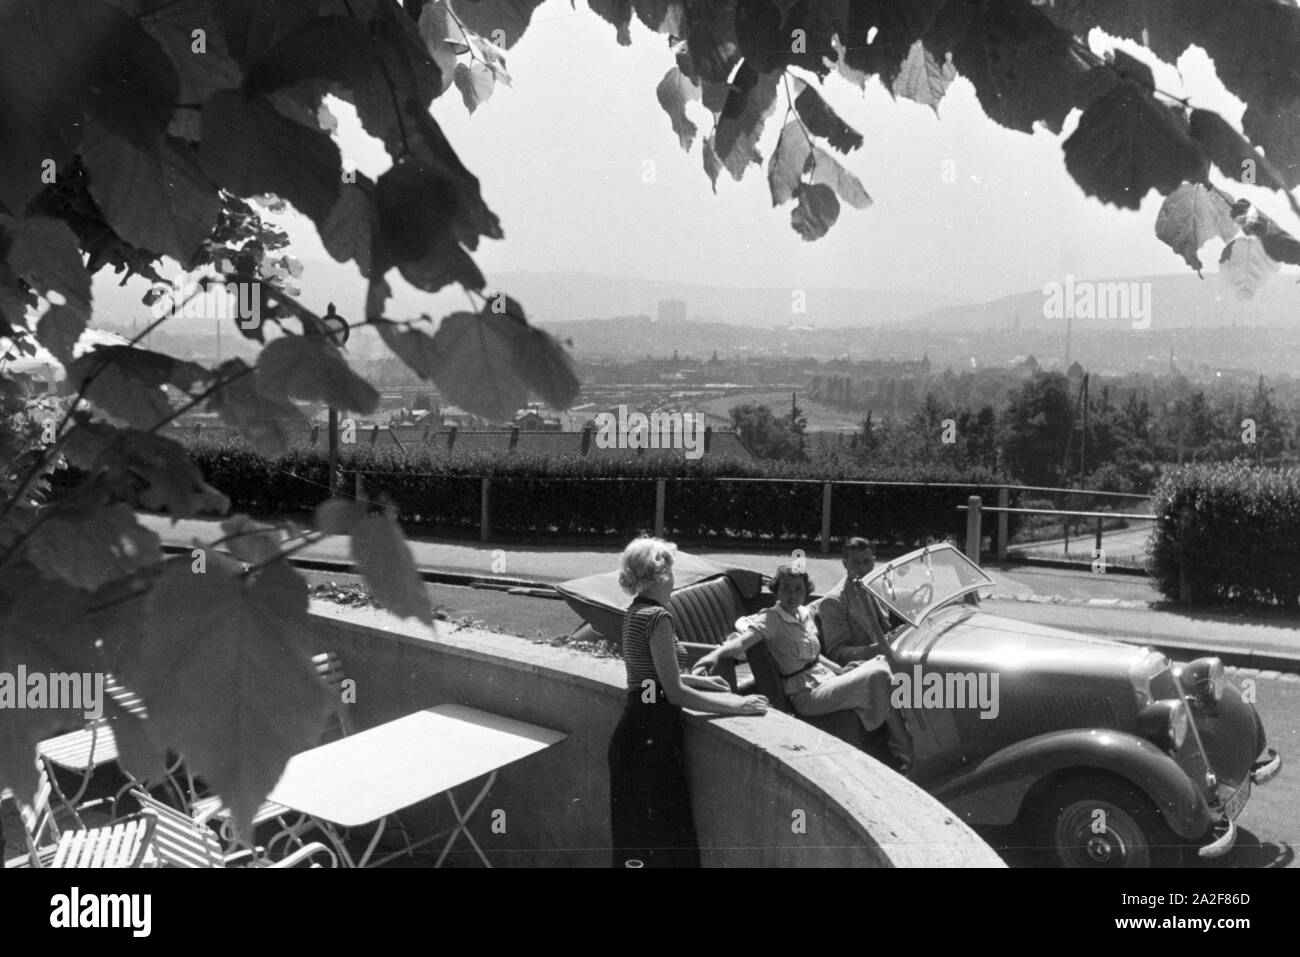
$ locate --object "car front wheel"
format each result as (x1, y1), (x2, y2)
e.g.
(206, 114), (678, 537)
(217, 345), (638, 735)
(1035, 775), (1183, 868)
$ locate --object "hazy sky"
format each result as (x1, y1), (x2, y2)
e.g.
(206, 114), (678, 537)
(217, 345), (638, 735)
(270, 1), (1295, 307)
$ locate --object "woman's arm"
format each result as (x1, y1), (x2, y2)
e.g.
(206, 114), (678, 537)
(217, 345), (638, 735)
(817, 655), (846, 675)
(689, 626), (765, 675)
(648, 617), (767, 715)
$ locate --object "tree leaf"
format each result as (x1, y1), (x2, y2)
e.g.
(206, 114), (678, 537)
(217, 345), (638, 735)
(1189, 108), (1293, 193)
(26, 503), (162, 592)
(36, 305), (87, 368)
(320, 175), (376, 278)
(1261, 230), (1300, 267)
(132, 555), (333, 841)
(489, 296), (581, 411)
(376, 321), (446, 380)
(1154, 182), (1238, 274)
(207, 358), (307, 459)
(254, 336), (380, 414)
(1242, 99), (1300, 190)
(1218, 236), (1281, 301)
(702, 133), (724, 192)
(0, 563), (99, 803)
(66, 351), (173, 430)
(769, 121), (813, 206)
(447, 0), (546, 50)
(83, 120), (222, 265)
(1062, 83), (1203, 210)
(98, 431), (230, 517)
(792, 80), (863, 153)
(454, 61), (496, 113)
(315, 498), (362, 536)
(4, 215), (91, 365)
(350, 511), (433, 624)
(1041, 0), (1300, 186)
(656, 66), (701, 152)
(81, 4), (179, 147)
(427, 311), (530, 421)
(810, 148), (872, 210)
(633, 0), (684, 35)
(417, 1), (460, 91)
(893, 40), (956, 113)
(200, 90), (342, 229)
(791, 183), (840, 241)
(137, 0), (241, 112)
(219, 515), (285, 565)
(937, 0), (1084, 135)
(589, 0), (635, 44)
(713, 65), (780, 181)
(374, 159), (459, 262)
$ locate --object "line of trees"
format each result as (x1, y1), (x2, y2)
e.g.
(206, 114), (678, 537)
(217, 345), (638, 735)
(734, 369), (1297, 492)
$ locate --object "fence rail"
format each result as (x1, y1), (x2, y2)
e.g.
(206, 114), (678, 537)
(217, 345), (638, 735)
(338, 467), (1151, 555)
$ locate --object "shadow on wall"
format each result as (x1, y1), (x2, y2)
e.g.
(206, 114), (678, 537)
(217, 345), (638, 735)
(305, 602), (1004, 867)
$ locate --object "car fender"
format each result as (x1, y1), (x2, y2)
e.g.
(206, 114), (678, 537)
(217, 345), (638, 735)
(928, 728), (1214, 837)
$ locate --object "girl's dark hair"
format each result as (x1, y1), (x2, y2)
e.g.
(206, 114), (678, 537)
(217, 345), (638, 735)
(769, 563), (814, 597)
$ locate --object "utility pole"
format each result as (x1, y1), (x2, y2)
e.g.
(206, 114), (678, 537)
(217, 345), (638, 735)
(1079, 373), (1088, 484)
(322, 302), (349, 497)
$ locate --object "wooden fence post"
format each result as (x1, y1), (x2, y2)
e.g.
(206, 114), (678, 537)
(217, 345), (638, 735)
(820, 483), (832, 554)
(654, 480), (665, 538)
(966, 495), (982, 564)
(1179, 504), (1193, 603)
(996, 486), (1009, 561)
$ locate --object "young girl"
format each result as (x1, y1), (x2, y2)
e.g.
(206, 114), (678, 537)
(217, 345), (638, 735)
(692, 563), (909, 763)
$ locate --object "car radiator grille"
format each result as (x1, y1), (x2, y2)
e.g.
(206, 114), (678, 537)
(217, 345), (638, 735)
(958, 692), (1121, 743)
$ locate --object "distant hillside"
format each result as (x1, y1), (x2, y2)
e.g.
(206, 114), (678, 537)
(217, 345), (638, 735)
(477, 271), (970, 327)
(908, 272), (1300, 334)
(88, 265), (970, 335)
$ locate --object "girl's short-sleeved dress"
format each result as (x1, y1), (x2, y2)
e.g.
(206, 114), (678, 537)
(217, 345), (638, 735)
(607, 595), (701, 868)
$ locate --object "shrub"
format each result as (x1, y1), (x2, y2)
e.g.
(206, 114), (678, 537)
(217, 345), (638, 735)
(1148, 464), (1300, 607)
(120, 437), (1020, 548)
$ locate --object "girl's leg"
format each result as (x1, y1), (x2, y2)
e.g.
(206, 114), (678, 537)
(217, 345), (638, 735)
(792, 660), (892, 730)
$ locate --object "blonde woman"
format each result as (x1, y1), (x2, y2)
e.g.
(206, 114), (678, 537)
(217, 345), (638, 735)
(608, 537), (768, 868)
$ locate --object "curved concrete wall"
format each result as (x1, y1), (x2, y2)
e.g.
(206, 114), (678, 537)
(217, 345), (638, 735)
(306, 601), (1003, 867)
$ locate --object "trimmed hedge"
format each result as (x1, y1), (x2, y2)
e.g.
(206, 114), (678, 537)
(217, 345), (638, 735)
(1148, 464), (1300, 607)
(170, 438), (1015, 548)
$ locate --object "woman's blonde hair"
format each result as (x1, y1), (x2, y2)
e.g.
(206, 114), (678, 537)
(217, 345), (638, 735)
(618, 536), (676, 595)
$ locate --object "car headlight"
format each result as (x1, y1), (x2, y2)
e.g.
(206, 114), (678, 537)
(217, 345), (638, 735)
(1128, 649), (1170, 707)
(1178, 657), (1225, 707)
(1138, 699), (1188, 751)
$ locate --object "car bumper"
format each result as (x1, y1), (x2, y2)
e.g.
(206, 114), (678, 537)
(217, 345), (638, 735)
(1251, 748), (1281, 785)
(1197, 817), (1237, 859)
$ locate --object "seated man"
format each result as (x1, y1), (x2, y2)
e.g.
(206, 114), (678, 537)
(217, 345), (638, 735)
(817, 537), (893, 666)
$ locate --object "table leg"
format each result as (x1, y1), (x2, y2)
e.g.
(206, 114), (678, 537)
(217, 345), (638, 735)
(356, 816), (389, 869)
(435, 770), (496, 868)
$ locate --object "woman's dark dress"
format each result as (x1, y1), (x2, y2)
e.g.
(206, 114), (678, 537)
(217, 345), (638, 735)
(607, 595), (701, 868)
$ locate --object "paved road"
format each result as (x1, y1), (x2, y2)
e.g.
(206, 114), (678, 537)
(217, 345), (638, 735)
(1007, 524), (1154, 565)
(308, 571), (1298, 868)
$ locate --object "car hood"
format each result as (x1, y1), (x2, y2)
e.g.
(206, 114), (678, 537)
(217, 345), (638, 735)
(901, 606), (1152, 680)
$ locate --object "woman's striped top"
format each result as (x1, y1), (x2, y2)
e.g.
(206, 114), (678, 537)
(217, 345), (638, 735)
(622, 596), (687, 692)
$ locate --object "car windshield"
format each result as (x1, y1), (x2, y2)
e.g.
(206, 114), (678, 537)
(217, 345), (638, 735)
(864, 546), (994, 627)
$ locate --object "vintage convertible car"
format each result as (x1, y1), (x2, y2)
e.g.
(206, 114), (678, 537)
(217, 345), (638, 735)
(556, 543), (1282, 867)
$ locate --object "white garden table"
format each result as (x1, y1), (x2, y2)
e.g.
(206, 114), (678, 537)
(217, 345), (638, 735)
(266, 704), (567, 867)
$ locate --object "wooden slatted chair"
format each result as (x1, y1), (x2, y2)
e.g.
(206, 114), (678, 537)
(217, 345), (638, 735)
(2, 769), (158, 869)
(131, 790), (337, 868)
(37, 674), (196, 817)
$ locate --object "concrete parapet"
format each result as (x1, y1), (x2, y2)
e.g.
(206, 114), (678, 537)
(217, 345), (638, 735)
(306, 601), (1005, 867)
